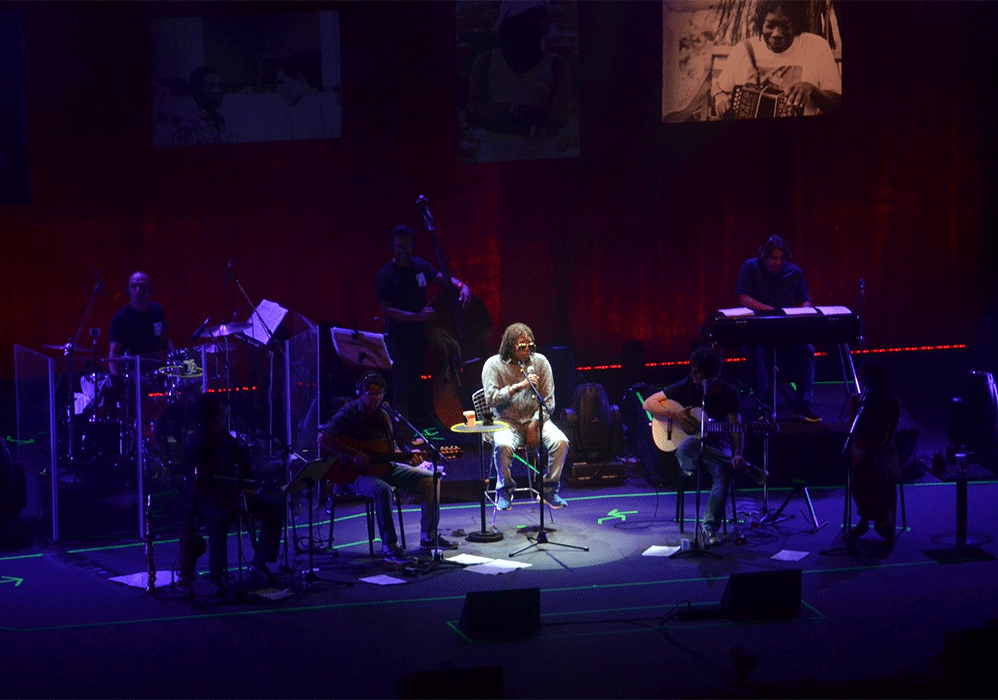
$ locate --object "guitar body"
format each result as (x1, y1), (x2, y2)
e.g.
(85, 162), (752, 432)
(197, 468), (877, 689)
(426, 293), (491, 428)
(318, 434), (462, 484)
(417, 197), (493, 429)
(649, 399), (771, 453)
(649, 400), (704, 452)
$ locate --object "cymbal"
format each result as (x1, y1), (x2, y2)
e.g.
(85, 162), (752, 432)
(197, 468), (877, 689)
(99, 355), (163, 365)
(201, 322), (251, 338)
(42, 343), (92, 352)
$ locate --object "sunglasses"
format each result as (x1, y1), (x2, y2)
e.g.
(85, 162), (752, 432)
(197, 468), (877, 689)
(516, 343), (536, 351)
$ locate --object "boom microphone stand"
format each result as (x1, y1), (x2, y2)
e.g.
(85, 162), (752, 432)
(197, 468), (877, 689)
(510, 364), (588, 557)
(60, 272), (106, 473)
(382, 402), (458, 566)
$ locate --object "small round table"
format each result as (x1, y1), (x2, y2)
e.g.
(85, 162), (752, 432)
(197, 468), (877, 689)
(450, 420), (509, 542)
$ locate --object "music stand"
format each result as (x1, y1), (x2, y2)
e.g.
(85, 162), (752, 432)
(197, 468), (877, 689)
(331, 327), (392, 369)
(284, 458), (338, 585)
(450, 420), (509, 543)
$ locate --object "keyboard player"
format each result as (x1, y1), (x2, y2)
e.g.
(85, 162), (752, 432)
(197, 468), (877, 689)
(735, 235), (820, 422)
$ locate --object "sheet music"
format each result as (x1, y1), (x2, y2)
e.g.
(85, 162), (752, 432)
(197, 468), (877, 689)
(330, 327), (392, 368)
(244, 299), (288, 345)
(717, 307), (754, 317)
(816, 305), (852, 316)
(783, 306), (818, 316)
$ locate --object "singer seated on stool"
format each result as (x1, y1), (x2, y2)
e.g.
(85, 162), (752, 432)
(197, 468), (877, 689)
(643, 347), (746, 546)
(481, 323), (569, 510)
(319, 371), (456, 564)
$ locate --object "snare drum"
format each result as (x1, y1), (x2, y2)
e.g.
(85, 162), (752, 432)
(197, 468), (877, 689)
(158, 349), (204, 402)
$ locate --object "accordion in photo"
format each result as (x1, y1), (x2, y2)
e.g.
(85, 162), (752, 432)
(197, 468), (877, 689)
(731, 84), (803, 119)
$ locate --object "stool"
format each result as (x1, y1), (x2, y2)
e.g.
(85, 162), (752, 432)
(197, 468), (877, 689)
(675, 468), (739, 535)
(485, 442), (541, 506)
(327, 484), (406, 555)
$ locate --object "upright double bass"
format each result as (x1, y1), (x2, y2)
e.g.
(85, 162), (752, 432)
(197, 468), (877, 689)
(417, 196), (491, 427)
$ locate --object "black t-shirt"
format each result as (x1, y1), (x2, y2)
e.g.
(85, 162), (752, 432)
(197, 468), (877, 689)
(323, 398), (395, 447)
(376, 257), (439, 345)
(663, 377), (741, 449)
(109, 302), (167, 356)
(735, 257), (810, 309)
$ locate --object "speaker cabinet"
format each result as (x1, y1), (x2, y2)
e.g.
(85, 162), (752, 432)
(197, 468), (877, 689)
(398, 665), (504, 699)
(458, 587), (540, 639)
(721, 569), (802, 620)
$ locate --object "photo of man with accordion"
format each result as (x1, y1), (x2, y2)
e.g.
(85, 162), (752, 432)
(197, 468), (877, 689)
(712, 0), (841, 119)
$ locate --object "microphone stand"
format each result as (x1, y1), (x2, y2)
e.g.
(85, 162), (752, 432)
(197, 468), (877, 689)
(61, 275), (105, 473)
(224, 261), (285, 441)
(510, 365), (588, 557)
(671, 381), (720, 559)
(820, 388), (868, 556)
(382, 402), (460, 567)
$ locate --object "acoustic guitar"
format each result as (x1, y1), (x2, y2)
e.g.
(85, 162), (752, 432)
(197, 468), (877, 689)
(649, 399), (772, 453)
(317, 434), (462, 484)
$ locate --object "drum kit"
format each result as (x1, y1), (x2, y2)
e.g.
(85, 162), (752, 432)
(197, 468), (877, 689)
(46, 322), (253, 479)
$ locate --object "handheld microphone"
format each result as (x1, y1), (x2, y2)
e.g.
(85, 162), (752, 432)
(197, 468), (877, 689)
(189, 317), (210, 345)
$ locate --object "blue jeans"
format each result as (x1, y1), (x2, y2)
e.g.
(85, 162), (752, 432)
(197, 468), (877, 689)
(353, 463), (437, 546)
(491, 421), (569, 493)
(675, 437), (732, 531)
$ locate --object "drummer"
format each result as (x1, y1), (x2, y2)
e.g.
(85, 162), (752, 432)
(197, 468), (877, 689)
(108, 271), (174, 375)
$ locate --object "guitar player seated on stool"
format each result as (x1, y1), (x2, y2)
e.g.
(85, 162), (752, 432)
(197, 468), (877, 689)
(642, 347), (747, 546)
(319, 371), (457, 564)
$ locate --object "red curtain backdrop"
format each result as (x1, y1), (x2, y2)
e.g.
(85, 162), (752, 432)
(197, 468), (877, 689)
(2, 1), (995, 380)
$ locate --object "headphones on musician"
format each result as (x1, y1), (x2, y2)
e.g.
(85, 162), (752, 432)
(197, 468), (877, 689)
(355, 371), (387, 397)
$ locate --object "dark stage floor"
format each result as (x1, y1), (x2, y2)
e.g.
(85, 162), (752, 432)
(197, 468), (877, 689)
(2, 348), (997, 699)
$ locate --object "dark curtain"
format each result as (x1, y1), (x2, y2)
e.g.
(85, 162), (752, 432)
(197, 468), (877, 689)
(1, 1), (995, 380)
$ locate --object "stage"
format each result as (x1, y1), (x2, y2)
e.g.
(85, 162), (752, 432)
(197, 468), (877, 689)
(2, 348), (997, 699)
(2, 468), (997, 698)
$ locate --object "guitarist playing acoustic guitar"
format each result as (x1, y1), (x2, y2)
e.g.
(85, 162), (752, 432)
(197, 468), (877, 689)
(319, 371), (459, 564)
(642, 347), (748, 547)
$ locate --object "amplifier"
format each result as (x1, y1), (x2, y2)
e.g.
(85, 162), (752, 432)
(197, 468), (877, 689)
(565, 461), (626, 487)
